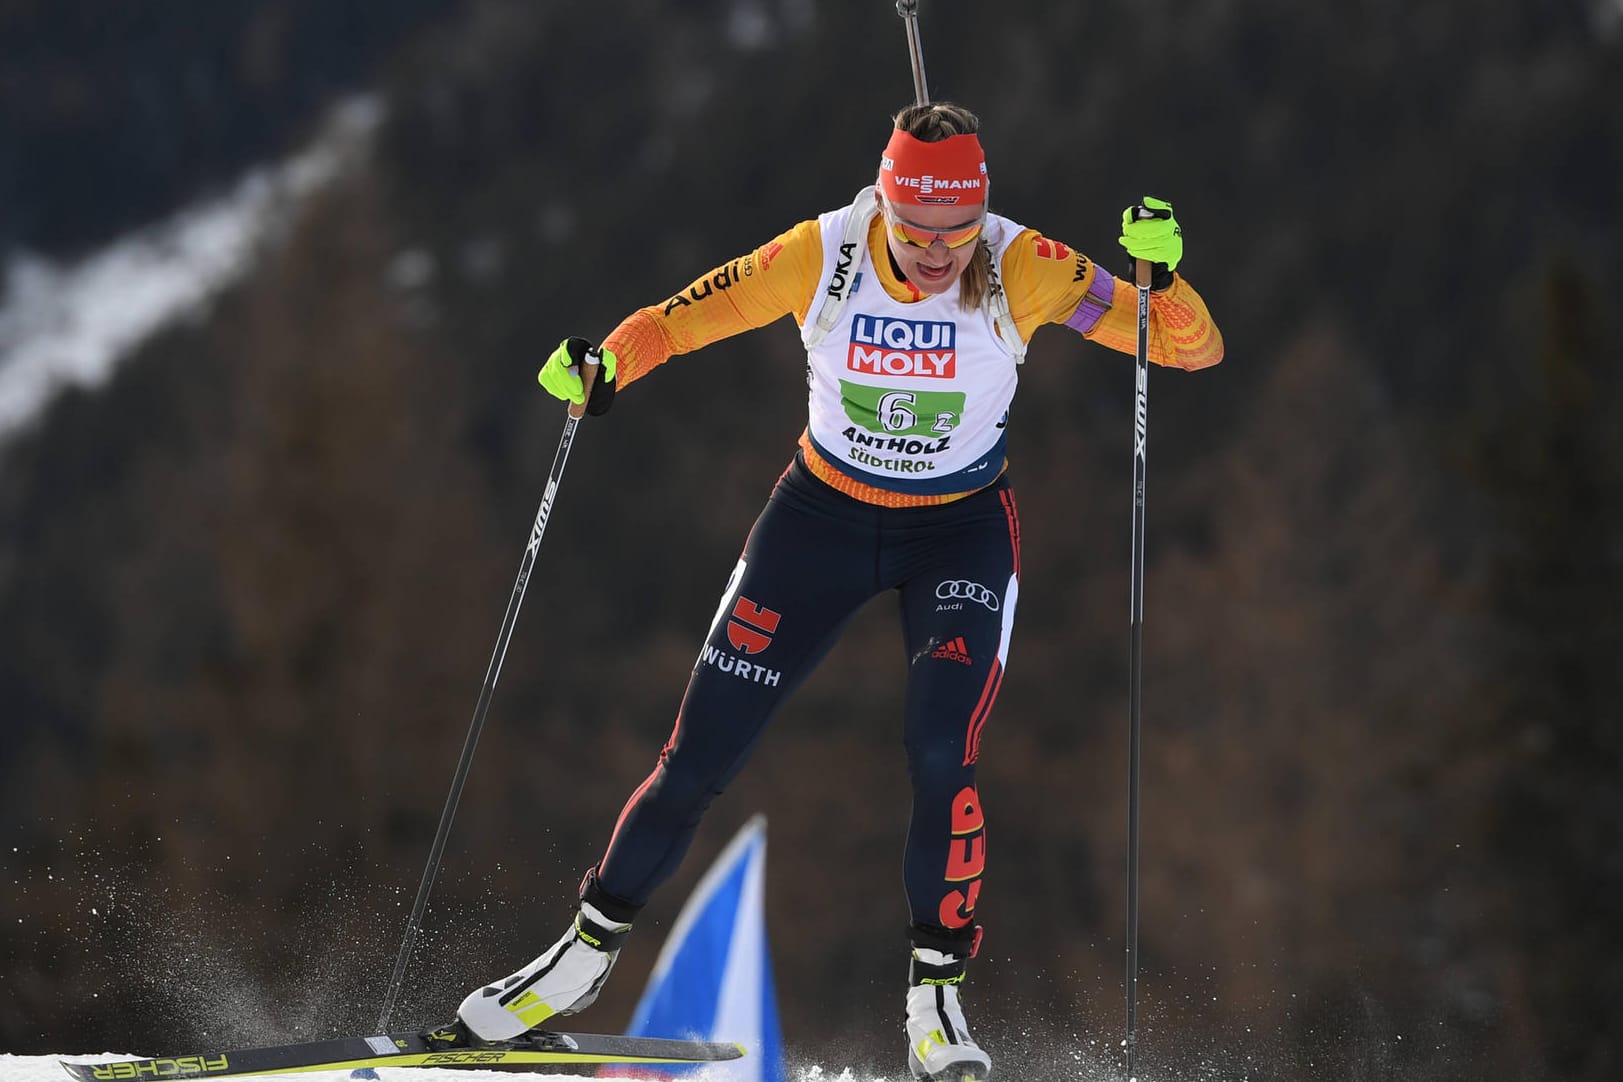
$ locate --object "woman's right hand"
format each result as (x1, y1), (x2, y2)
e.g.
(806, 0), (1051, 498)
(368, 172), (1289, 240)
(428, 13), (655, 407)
(538, 337), (618, 415)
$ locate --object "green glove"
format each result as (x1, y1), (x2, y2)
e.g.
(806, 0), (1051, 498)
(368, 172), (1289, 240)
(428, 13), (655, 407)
(1118, 195), (1183, 282)
(538, 337), (618, 415)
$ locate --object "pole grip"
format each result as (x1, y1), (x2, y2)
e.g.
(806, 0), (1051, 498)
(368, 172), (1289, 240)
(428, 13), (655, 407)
(1133, 204), (1160, 290)
(568, 351), (603, 419)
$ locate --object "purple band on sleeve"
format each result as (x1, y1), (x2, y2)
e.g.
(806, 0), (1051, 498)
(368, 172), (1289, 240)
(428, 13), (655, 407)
(1063, 272), (1116, 334)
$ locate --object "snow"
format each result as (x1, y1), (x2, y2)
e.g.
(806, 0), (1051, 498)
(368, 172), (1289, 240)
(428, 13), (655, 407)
(5, 1055), (602, 1080)
(4, 1056), (908, 1082)
(0, 97), (382, 445)
(0, 1051), (1130, 1082)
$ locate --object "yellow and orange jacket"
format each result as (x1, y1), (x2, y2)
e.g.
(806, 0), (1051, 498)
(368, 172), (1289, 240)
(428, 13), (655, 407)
(604, 211), (1223, 507)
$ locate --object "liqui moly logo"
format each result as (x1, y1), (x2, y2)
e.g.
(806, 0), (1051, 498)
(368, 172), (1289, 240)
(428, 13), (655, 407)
(848, 314), (956, 378)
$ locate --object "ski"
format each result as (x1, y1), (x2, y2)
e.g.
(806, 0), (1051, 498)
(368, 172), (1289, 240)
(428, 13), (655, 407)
(60, 1022), (745, 1079)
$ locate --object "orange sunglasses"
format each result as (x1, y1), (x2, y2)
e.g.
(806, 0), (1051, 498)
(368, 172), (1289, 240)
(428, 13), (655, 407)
(881, 200), (986, 250)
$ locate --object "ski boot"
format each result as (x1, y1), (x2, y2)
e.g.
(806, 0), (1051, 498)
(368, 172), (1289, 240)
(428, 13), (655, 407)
(904, 924), (991, 1082)
(457, 869), (639, 1042)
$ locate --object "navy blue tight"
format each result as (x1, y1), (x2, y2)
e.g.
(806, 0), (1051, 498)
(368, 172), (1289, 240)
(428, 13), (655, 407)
(596, 455), (1019, 933)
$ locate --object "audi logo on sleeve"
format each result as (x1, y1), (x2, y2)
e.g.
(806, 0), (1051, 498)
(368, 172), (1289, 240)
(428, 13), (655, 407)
(935, 580), (1000, 611)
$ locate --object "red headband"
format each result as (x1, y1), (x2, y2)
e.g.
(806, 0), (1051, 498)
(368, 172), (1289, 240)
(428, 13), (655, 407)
(878, 129), (987, 207)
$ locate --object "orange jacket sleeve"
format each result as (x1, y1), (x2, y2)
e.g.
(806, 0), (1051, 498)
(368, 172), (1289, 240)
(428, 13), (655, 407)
(603, 220), (823, 390)
(1000, 229), (1224, 371)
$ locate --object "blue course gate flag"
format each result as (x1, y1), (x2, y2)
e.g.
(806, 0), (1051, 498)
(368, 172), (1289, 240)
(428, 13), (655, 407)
(627, 814), (785, 1082)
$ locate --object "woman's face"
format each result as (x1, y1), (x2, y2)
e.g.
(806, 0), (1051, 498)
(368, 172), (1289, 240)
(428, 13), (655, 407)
(878, 195), (986, 295)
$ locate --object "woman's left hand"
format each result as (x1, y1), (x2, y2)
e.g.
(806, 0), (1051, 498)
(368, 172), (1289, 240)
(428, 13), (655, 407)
(1118, 196), (1183, 289)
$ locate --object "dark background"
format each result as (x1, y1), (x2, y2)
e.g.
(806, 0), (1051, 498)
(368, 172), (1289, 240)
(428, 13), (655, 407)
(2, 2), (1620, 1078)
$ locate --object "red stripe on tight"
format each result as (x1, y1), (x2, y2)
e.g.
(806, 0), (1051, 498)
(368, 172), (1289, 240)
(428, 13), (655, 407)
(602, 705), (684, 864)
(959, 490), (1019, 765)
(604, 762), (659, 863)
(963, 659), (1004, 766)
(999, 489), (1021, 574)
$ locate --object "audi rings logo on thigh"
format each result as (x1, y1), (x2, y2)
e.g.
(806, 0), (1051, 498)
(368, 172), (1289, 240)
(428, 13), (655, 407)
(935, 579), (1000, 611)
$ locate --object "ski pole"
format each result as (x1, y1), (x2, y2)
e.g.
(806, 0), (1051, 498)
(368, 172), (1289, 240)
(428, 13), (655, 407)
(895, 0), (929, 106)
(1124, 249), (1152, 1081)
(368, 352), (604, 1038)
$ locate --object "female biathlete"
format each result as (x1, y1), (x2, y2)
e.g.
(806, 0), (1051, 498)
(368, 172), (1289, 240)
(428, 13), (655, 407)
(454, 101), (1224, 1082)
